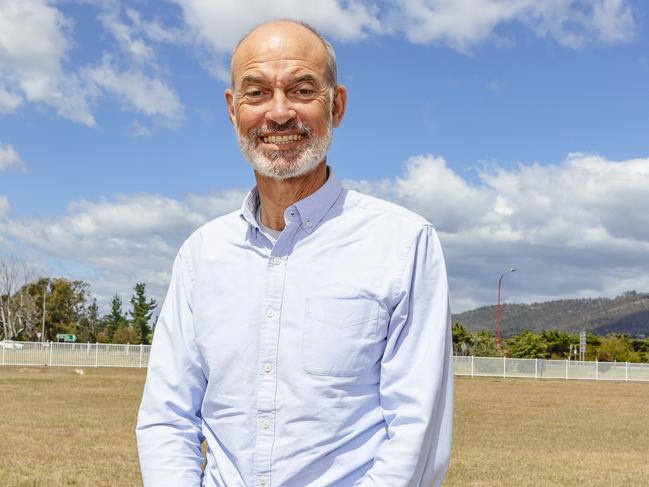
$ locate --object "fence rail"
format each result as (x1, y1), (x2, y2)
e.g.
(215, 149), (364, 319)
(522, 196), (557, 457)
(453, 355), (649, 382)
(1, 342), (150, 368)
(2, 342), (649, 382)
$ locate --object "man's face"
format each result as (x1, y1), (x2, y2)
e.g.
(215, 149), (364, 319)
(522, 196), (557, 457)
(226, 23), (345, 180)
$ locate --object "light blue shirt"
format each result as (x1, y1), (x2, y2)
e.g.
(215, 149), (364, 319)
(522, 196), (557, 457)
(136, 171), (454, 487)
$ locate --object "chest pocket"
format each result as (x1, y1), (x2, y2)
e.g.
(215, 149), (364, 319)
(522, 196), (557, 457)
(302, 297), (383, 377)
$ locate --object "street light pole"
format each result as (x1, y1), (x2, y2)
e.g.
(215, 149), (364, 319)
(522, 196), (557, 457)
(41, 283), (47, 343)
(497, 267), (517, 351)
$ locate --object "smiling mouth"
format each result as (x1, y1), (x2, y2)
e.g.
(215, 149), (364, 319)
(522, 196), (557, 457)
(262, 134), (305, 145)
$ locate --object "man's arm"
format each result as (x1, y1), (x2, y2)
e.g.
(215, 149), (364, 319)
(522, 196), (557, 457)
(136, 250), (207, 486)
(361, 225), (454, 487)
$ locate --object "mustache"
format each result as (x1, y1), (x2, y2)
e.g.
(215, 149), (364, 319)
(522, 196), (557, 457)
(248, 119), (313, 138)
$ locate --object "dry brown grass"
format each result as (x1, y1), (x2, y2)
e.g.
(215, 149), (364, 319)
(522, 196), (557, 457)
(0, 366), (145, 487)
(1, 367), (648, 486)
(444, 377), (649, 487)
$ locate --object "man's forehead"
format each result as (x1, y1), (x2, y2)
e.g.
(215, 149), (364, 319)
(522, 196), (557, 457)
(231, 22), (328, 79)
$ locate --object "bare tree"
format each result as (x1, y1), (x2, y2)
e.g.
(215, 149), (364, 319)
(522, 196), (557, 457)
(0, 255), (38, 340)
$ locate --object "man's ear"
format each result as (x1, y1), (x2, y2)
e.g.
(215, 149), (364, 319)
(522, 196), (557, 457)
(331, 85), (347, 128)
(224, 89), (235, 125)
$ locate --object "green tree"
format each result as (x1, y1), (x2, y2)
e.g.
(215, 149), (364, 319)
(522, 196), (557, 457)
(470, 330), (500, 357)
(506, 330), (549, 359)
(596, 334), (638, 362)
(129, 283), (157, 345)
(77, 298), (100, 342)
(113, 325), (138, 344)
(540, 330), (577, 359)
(452, 322), (472, 355)
(585, 332), (602, 360)
(105, 294), (127, 342)
(23, 277), (89, 341)
(631, 337), (649, 362)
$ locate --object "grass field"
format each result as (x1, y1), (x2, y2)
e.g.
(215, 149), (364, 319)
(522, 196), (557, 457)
(1, 367), (648, 486)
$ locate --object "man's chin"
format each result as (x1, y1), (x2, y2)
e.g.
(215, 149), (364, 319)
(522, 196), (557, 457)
(250, 156), (321, 181)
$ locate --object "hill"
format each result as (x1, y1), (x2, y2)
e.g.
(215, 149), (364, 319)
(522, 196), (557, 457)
(452, 291), (649, 338)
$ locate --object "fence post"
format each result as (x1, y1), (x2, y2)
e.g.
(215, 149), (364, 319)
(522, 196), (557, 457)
(95, 343), (99, 368)
(139, 344), (143, 368)
(535, 358), (538, 379)
(503, 356), (507, 379)
(595, 359), (599, 380)
(471, 356), (474, 378)
(625, 362), (628, 382)
(48, 343), (53, 366)
(565, 359), (568, 380)
(2, 344), (4, 366)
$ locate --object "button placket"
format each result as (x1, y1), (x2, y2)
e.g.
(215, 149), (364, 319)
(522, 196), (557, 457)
(253, 213), (302, 486)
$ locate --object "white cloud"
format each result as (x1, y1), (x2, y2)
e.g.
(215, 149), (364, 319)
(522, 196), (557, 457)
(591, 0), (635, 42)
(99, 8), (157, 65)
(123, 7), (186, 45)
(0, 143), (26, 172)
(83, 56), (184, 126)
(0, 0), (96, 125)
(0, 0), (184, 127)
(0, 196), (10, 219)
(2, 190), (243, 309)
(0, 87), (23, 113)
(387, 0), (636, 50)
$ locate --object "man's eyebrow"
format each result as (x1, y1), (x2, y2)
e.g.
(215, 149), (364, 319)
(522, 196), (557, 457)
(291, 74), (319, 84)
(240, 75), (268, 86)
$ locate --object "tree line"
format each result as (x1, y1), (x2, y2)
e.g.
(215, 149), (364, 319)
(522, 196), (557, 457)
(453, 323), (649, 362)
(0, 256), (157, 344)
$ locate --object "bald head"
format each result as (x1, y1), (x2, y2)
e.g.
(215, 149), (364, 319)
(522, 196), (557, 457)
(230, 20), (337, 90)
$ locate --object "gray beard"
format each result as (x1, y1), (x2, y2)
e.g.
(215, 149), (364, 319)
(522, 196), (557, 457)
(236, 118), (332, 180)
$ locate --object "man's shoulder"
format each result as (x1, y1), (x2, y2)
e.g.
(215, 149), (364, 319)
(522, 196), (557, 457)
(343, 188), (431, 229)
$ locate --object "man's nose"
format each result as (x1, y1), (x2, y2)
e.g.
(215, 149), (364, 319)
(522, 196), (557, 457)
(265, 91), (296, 126)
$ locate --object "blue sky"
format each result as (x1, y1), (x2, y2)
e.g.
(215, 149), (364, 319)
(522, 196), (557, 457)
(1, 0), (648, 313)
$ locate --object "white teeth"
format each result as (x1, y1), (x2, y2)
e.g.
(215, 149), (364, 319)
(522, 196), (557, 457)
(263, 134), (304, 144)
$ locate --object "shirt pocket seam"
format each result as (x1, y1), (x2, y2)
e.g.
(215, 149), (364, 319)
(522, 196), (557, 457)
(302, 297), (381, 376)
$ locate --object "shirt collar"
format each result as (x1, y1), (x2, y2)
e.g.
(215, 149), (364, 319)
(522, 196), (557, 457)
(239, 167), (343, 234)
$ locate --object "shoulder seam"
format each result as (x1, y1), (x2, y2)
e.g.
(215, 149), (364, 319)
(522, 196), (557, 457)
(345, 190), (430, 226)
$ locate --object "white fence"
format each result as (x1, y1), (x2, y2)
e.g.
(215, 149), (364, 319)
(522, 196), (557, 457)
(454, 356), (649, 382)
(2, 342), (649, 382)
(0, 341), (150, 368)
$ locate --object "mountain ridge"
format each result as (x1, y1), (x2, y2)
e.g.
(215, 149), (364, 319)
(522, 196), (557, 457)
(452, 291), (649, 338)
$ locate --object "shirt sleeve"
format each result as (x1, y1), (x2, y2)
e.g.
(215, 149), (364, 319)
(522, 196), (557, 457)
(136, 249), (207, 486)
(360, 225), (454, 487)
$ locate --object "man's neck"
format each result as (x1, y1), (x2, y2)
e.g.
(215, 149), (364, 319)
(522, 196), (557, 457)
(255, 162), (328, 231)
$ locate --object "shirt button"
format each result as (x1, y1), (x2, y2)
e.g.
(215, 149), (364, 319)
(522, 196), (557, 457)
(271, 256), (281, 265)
(263, 363), (272, 373)
(305, 220), (313, 228)
(259, 476), (267, 486)
(262, 419), (271, 429)
(266, 309), (274, 318)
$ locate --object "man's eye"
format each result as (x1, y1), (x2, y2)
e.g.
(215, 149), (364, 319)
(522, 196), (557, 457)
(293, 88), (315, 98)
(246, 90), (264, 97)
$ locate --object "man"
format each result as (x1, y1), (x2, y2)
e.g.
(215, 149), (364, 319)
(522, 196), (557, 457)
(137, 20), (453, 487)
